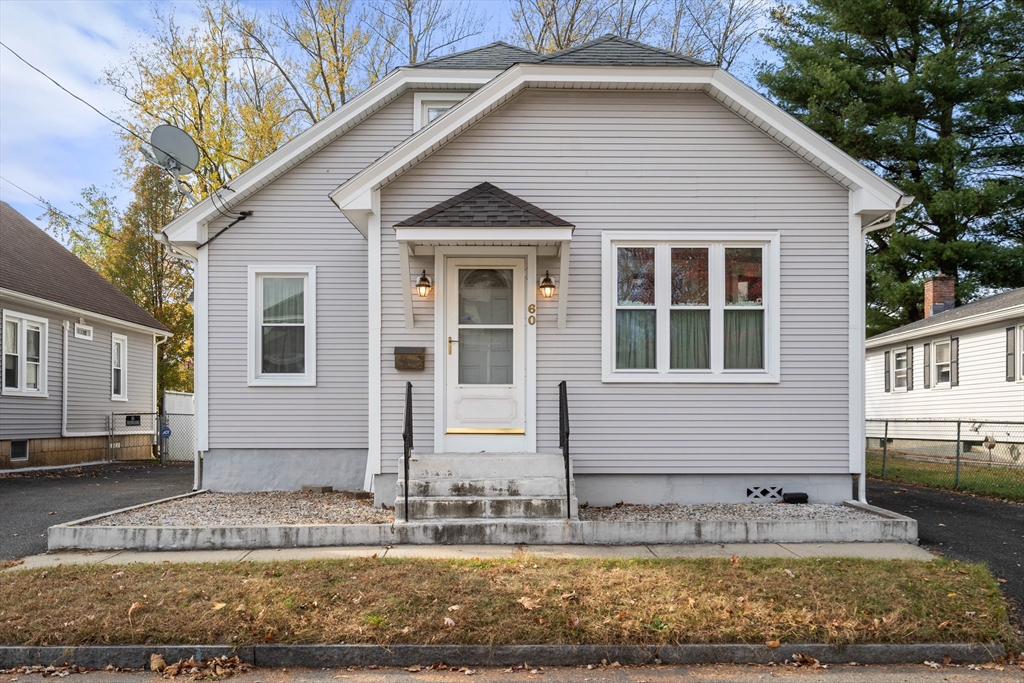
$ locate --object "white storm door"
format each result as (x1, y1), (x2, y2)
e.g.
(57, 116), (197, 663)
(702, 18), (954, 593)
(445, 258), (526, 438)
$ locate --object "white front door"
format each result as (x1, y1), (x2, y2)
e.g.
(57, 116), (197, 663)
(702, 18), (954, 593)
(444, 257), (526, 451)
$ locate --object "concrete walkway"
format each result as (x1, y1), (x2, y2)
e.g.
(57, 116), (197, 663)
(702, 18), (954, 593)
(7, 541), (934, 570)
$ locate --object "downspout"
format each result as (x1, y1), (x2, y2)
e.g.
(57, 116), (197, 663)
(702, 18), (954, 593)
(854, 194), (914, 503)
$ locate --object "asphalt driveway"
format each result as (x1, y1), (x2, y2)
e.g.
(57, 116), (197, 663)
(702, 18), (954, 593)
(867, 478), (1024, 614)
(0, 462), (194, 561)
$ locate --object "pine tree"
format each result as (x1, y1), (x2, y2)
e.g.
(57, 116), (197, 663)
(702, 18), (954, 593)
(759, 0), (1024, 334)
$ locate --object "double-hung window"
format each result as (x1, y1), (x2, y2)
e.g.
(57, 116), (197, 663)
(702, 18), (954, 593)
(248, 266), (316, 386)
(2, 310), (47, 396)
(111, 333), (128, 400)
(931, 338), (952, 387)
(603, 232), (779, 382)
(892, 348), (909, 390)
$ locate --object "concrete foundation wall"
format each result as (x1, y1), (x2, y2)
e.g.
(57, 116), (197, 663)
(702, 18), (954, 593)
(1, 435), (110, 470)
(204, 449), (367, 492)
(375, 472), (854, 507)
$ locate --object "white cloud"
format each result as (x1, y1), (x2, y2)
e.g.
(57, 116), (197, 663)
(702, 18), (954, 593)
(0, 0), (199, 226)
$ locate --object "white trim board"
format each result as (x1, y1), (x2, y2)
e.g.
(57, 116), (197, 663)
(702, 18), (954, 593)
(0, 288), (169, 336)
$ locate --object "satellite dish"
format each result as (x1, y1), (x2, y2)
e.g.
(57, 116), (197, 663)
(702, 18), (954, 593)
(148, 124), (200, 176)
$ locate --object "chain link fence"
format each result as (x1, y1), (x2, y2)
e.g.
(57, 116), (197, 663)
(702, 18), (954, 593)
(160, 391), (195, 463)
(109, 412), (159, 461)
(866, 419), (1024, 501)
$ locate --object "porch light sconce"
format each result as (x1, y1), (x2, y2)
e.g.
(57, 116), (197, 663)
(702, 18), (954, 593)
(539, 271), (556, 298)
(416, 270), (432, 297)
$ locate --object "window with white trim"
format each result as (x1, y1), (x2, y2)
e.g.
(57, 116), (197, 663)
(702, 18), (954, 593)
(413, 92), (468, 131)
(1019, 325), (1024, 381)
(2, 310), (47, 396)
(602, 232), (779, 382)
(930, 338), (952, 387)
(248, 266), (316, 386)
(74, 323), (93, 340)
(893, 348), (909, 390)
(111, 333), (128, 400)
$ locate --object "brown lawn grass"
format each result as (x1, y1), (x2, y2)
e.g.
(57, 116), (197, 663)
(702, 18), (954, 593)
(0, 556), (1014, 648)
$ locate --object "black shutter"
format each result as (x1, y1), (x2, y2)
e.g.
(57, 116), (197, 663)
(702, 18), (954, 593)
(1008, 327), (1017, 382)
(884, 351), (891, 392)
(923, 343), (931, 389)
(951, 337), (959, 387)
(907, 345), (914, 391)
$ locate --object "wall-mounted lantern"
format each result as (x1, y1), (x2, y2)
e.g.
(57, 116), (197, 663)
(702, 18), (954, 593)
(416, 270), (432, 297)
(539, 270), (556, 298)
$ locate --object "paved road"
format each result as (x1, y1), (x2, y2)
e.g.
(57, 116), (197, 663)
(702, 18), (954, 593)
(867, 479), (1024, 613)
(0, 462), (194, 561)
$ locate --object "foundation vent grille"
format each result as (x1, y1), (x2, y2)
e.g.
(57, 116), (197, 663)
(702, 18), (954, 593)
(746, 486), (783, 501)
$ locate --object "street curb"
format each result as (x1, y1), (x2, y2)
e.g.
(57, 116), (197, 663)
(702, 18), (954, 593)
(0, 643), (1006, 668)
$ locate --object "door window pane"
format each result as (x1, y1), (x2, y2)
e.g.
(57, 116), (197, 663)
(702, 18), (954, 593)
(724, 309), (764, 369)
(459, 269), (512, 325)
(725, 247), (763, 305)
(617, 247), (655, 306)
(616, 309), (656, 369)
(671, 248), (709, 305)
(670, 309), (710, 369)
(459, 328), (513, 384)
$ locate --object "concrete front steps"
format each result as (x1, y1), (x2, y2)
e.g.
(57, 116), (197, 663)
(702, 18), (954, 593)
(396, 452), (577, 522)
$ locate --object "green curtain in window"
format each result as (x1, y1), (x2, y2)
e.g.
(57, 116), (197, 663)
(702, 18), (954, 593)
(670, 310), (709, 369)
(724, 309), (763, 369)
(616, 309), (656, 369)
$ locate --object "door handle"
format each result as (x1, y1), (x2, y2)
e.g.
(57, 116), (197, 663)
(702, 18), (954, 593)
(448, 336), (458, 355)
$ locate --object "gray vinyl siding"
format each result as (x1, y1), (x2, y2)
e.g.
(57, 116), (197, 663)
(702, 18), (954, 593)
(866, 320), (1024, 423)
(1, 299), (157, 439)
(205, 92), (415, 449)
(66, 320), (154, 433)
(380, 89), (852, 475)
(0, 300), (62, 439)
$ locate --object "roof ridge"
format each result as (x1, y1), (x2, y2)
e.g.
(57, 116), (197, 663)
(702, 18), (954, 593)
(394, 182), (573, 228)
(536, 34), (712, 66)
(412, 41), (538, 68)
(536, 34), (617, 62)
(870, 286), (1024, 340)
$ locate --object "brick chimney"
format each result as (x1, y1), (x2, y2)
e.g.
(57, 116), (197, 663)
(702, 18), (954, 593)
(924, 274), (955, 317)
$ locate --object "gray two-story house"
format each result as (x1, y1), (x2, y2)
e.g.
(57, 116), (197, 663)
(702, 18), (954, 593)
(1, 202), (170, 469)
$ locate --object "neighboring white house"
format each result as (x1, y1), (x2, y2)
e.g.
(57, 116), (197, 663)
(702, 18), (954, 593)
(1, 202), (171, 469)
(866, 279), (1024, 424)
(160, 36), (912, 513)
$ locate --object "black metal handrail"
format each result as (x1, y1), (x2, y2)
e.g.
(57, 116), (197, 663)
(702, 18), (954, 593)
(558, 380), (571, 520)
(402, 381), (413, 522)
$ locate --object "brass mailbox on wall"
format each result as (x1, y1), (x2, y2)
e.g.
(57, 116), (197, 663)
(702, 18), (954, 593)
(394, 347), (426, 371)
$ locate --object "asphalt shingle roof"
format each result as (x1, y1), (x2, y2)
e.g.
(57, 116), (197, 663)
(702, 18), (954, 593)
(0, 201), (169, 332)
(870, 287), (1024, 342)
(395, 182), (574, 228)
(409, 35), (711, 70)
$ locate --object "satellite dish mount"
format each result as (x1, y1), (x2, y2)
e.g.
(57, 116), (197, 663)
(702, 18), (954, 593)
(140, 124), (201, 206)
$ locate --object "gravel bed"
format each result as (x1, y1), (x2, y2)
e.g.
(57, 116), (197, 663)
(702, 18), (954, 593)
(578, 502), (877, 522)
(82, 491), (395, 527)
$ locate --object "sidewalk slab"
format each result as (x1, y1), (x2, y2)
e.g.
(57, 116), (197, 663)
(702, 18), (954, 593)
(780, 542), (936, 560)
(5, 542), (936, 570)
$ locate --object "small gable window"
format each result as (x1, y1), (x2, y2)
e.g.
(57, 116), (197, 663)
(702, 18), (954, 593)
(413, 93), (468, 131)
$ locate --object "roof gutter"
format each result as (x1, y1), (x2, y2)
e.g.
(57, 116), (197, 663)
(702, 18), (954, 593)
(863, 194), (915, 234)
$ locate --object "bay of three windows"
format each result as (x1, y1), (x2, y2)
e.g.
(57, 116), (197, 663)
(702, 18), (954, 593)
(614, 243), (766, 374)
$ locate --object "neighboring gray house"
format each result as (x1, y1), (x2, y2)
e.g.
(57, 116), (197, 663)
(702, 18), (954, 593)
(1, 202), (170, 469)
(161, 36), (911, 516)
(866, 278), (1024, 435)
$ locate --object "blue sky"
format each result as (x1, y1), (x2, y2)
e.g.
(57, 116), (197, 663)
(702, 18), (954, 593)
(0, 1), (768, 233)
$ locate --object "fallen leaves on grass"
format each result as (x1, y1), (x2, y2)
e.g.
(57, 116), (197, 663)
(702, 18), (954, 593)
(765, 639), (781, 648)
(517, 596), (540, 610)
(443, 617), (456, 627)
(211, 602), (227, 611)
(127, 601), (143, 626)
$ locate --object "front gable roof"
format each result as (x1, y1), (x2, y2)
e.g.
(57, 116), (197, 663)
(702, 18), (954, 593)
(0, 202), (169, 333)
(331, 60), (908, 234)
(395, 182), (574, 228)
(535, 35), (711, 66)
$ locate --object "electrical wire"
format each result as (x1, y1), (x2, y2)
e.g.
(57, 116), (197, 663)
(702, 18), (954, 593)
(0, 174), (188, 269)
(0, 39), (244, 217)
